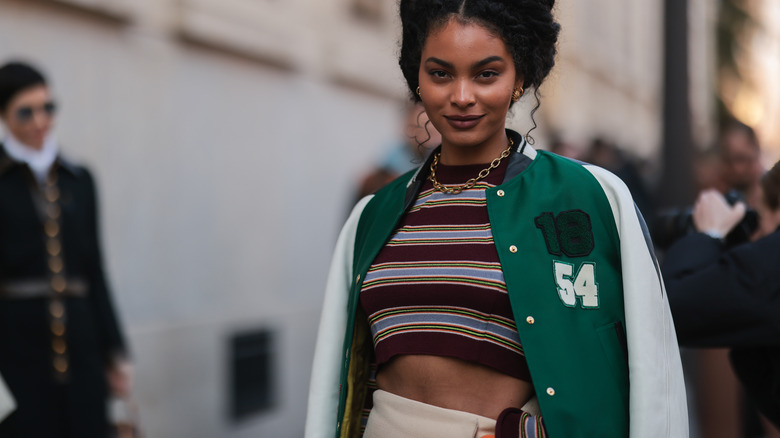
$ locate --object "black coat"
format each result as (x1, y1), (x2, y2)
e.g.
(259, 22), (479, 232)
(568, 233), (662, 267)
(662, 231), (780, 427)
(0, 145), (126, 437)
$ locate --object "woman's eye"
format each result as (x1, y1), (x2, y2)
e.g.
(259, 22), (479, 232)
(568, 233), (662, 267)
(478, 71), (498, 79)
(430, 70), (449, 79)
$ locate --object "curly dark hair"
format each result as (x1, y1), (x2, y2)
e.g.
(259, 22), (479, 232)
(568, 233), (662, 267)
(398, 0), (560, 141)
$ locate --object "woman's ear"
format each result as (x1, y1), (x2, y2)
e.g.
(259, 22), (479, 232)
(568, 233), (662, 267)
(514, 74), (525, 91)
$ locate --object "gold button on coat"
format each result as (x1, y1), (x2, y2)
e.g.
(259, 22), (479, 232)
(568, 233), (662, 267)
(45, 221), (60, 237)
(47, 204), (61, 219)
(47, 239), (62, 256)
(497, 190), (505, 197)
(53, 356), (68, 373)
(51, 275), (66, 293)
(546, 387), (555, 396)
(49, 257), (64, 273)
(45, 186), (60, 202)
(51, 321), (65, 337)
(509, 245), (518, 253)
(52, 338), (67, 354)
(526, 316), (535, 324)
(50, 300), (65, 318)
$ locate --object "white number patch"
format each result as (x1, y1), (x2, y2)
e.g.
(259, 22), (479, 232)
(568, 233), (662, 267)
(553, 261), (599, 308)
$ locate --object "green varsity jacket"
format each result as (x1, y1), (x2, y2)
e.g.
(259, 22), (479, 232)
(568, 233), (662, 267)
(306, 130), (688, 438)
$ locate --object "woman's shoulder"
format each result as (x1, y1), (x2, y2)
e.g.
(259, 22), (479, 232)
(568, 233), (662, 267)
(532, 149), (630, 194)
(370, 165), (420, 201)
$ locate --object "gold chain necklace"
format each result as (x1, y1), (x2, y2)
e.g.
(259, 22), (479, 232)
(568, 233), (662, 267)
(428, 137), (514, 195)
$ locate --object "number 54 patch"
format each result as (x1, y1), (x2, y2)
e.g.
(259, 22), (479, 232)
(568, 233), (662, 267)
(553, 261), (599, 308)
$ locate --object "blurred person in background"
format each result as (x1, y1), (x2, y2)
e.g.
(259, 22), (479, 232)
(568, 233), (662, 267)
(585, 137), (653, 225)
(356, 102), (441, 200)
(656, 120), (765, 438)
(652, 122), (763, 250)
(717, 120), (764, 209)
(663, 160), (780, 436)
(547, 136), (585, 161)
(306, 1), (687, 437)
(0, 61), (130, 437)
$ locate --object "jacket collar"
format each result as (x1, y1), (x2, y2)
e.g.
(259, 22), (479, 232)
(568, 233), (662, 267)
(403, 129), (536, 210)
(0, 143), (80, 178)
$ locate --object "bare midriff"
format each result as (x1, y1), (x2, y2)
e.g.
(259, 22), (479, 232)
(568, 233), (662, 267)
(376, 354), (535, 420)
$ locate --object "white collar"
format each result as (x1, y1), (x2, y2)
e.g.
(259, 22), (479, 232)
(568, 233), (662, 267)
(3, 133), (59, 183)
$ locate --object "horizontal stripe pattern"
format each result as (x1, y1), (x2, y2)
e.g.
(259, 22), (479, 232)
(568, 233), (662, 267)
(360, 159), (529, 380)
(407, 184), (492, 213)
(362, 260), (507, 294)
(368, 305), (523, 354)
(384, 224), (496, 246)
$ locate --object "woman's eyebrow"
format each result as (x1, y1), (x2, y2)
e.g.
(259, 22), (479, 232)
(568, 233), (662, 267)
(474, 56), (504, 68)
(423, 55), (505, 69)
(424, 57), (454, 69)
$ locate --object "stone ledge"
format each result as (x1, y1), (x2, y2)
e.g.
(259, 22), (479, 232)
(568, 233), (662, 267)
(176, 0), (308, 71)
(48, 0), (134, 22)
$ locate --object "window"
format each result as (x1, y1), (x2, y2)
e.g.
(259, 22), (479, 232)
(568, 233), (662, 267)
(229, 329), (275, 420)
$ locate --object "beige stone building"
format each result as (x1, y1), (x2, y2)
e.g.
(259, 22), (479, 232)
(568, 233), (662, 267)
(719, 0), (780, 165)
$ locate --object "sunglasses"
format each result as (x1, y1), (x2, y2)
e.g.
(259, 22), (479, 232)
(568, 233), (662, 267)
(14, 101), (57, 123)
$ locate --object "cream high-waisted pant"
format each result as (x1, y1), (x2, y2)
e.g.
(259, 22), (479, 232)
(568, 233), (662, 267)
(363, 390), (497, 438)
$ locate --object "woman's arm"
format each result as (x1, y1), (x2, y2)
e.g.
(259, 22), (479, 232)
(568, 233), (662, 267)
(584, 165), (689, 438)
(305, 196), (372, 438)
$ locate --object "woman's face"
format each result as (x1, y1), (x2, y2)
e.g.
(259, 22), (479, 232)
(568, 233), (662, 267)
(418, 18), (521, 163)
(1, 85), (55, 150)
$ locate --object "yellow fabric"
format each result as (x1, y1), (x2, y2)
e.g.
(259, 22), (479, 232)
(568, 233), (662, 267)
(341, 312), (372, 438)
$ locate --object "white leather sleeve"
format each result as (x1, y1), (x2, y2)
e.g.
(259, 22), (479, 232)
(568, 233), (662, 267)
(585, 165), (688, 437)
(305, 196), (372, 438)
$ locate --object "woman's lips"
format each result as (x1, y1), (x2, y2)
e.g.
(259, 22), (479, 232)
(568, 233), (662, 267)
(445, 114), (484, 129)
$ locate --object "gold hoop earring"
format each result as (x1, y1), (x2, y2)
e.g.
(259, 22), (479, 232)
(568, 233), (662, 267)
(512, 87), (524, 102)
(416, 86), (421, 97)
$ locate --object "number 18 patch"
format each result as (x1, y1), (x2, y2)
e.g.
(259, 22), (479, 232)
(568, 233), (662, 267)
(536, 210), (599, 308)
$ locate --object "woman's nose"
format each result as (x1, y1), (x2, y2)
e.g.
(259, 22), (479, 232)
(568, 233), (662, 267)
(32, 109), (51, 129)
(451, 80), (476, 107)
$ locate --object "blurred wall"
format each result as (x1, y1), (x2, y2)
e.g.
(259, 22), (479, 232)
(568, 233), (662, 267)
(0, 0), (404, 436)
(537, 2), (665, 159)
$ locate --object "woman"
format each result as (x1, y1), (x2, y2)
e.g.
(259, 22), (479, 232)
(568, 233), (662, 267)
(0, 61), (130, 437)
(307, 1), (687, 437)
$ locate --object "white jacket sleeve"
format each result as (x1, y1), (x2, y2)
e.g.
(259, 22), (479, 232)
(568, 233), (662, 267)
(585, 166), (688, 437)
(305, 196), (372, 438)
(0, 371), (15, 423)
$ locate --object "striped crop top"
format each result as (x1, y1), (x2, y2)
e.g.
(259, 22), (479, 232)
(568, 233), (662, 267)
(359, 158), (531, 381)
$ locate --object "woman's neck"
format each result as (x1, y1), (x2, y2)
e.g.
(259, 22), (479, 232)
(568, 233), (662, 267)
(439, 129), (510, 165)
